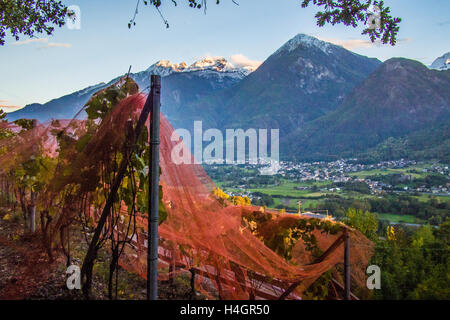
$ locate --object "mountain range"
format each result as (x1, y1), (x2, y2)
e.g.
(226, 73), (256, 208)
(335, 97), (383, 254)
(6, 57), (253, 122)
(5, 34), (450, 162)
(288, 58), (450, 161)
(177, 34), (381, 137)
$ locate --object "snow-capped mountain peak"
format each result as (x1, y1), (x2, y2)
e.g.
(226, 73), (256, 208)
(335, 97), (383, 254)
(430, 52), (450, 71)
(275, 33), (334, 55)
(190, 57), (230, 71)
(145, 57), (255, 78)
(146, 60), (188, 76)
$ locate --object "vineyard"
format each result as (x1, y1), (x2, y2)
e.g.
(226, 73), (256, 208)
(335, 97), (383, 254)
(0, 76), (374, 300)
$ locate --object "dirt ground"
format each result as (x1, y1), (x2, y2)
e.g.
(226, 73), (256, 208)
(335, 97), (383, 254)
(0, 209), (199, 300)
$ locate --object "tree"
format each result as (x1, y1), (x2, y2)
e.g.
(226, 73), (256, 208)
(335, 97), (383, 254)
(0, 109), (7, 122)
(371, 220), (450, 300)
(434, 217), (450, 245)
(301, 0), (401, 45)
(411, 224), (435, 248)
(344, 207), (378, 240)
(0, 0), (69, 45)
(231, 195), (251, 206)
(0, 109), (12, 139)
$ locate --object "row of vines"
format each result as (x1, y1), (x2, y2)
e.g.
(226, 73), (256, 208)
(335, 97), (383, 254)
(0, 77), (167, 299)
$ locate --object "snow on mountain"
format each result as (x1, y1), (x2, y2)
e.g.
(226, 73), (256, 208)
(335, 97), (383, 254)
(430, 52), (450, 71)
(145, 60), (188, 76)
(144, 57), (255, 79)
(274, 33), (334, 56)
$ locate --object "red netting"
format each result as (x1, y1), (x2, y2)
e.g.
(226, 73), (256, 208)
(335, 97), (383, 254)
(0, 92), (373, 300)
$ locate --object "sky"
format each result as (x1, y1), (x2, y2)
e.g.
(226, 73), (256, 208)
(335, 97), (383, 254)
(0, 0), (449, 111)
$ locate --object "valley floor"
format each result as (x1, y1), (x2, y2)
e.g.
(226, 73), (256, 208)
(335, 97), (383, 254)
(206, 160), (450, 226)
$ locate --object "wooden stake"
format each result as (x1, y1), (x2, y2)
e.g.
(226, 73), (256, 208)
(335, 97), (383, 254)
(344, 229), (351, 300)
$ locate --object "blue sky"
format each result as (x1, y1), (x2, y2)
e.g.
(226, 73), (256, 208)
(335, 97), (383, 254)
(0, 0), (449, 111)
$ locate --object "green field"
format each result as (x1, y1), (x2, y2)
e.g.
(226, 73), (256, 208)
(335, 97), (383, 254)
(350, 165), (428, 179)
(271, 197), (320, 208)
(412, 194), (450, 202)
(219, 179), (334, 198)
(377, 213), (416, 224)
(213, 178), (329, 211)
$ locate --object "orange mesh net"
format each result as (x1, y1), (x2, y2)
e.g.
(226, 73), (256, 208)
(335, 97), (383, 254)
(0, 92), (373, 300)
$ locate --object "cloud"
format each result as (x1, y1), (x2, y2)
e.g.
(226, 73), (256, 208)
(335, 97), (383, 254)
(12, 38), (49, 45)
(317, 37), (412, 50)
(39, 42), (71, 49)
(0, 100), (23, 112)
(0, 104), (23, 112)
(230, 54), (262, 69)
(11, 37), (71, 49)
